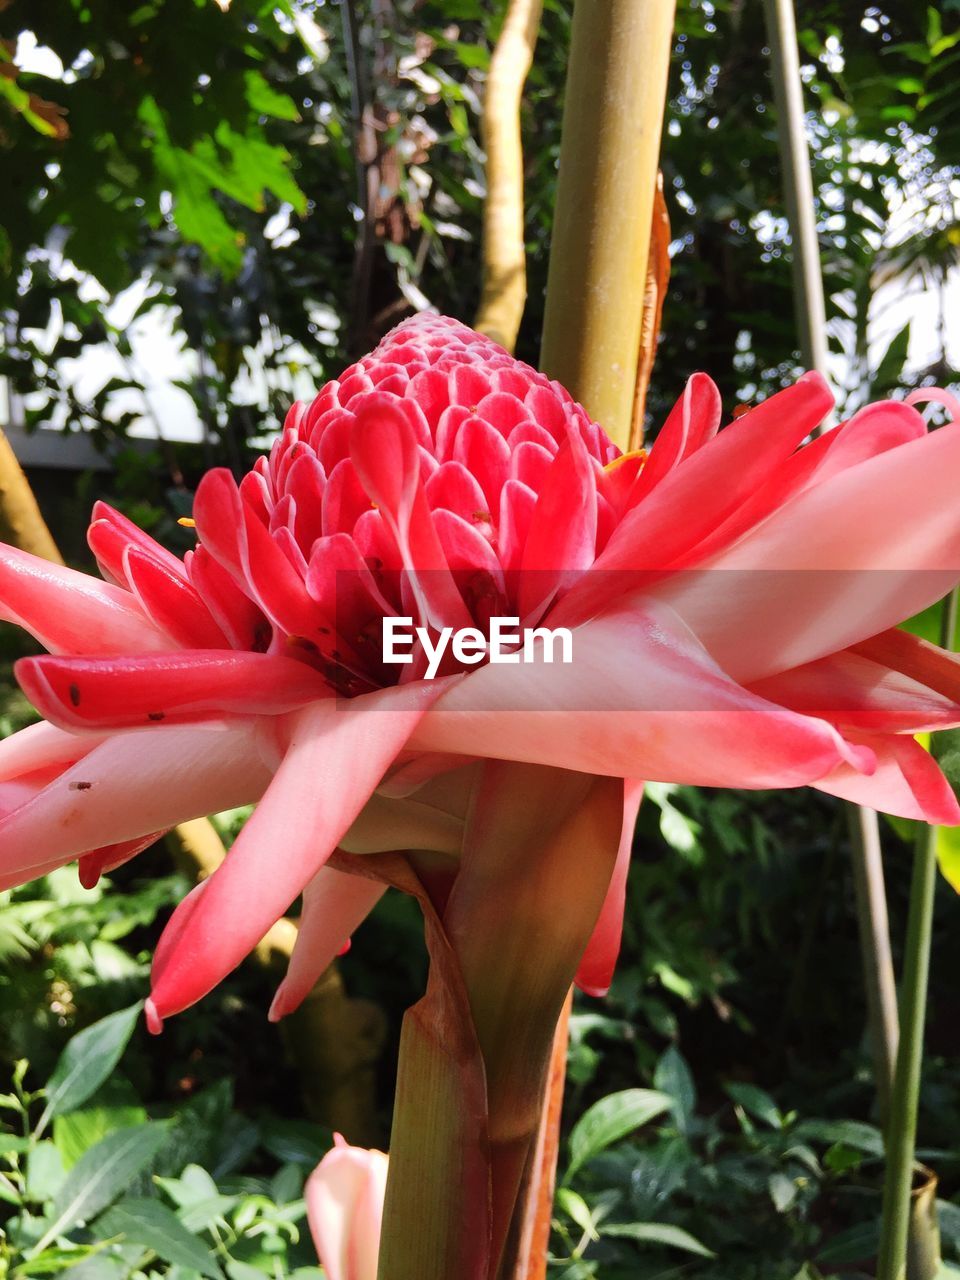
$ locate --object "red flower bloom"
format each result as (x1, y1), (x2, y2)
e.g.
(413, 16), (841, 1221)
(0, 314), (959, 1034)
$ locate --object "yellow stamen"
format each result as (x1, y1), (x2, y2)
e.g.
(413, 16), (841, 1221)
(603, 447), (646, 474)
(177, 517), (197, 528)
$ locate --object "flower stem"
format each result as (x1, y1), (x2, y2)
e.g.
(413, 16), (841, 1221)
(876, 590), (956, 1280)
(540, 0), (676, 450)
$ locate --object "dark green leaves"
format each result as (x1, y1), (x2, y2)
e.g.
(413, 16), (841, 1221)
(36, 1002), (143, 1139)
(30, 1123), (169, 1256)
(565, 1089), (672, 1182)
(97, 1197), (224, 1278)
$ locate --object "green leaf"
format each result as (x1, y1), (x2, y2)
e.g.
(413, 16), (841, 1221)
(653, 1047), (696, 1134)
(26, 1141), (66, 1202)
(226, 1262), (269, 1280)
(725, 1082), (782, 1129)
(816, 1220), (879, 1265)
(29, 1122), (168, 1256)
(795, 1118), (884, 1157)
(36, 1003), (142, 1137)
(872, 320), (911, 393)
(245, 70), (300, 121)
(97, 1197), (224, 1278)
(566, 1089), (672, 1181)
(768, 1170), (799, 1213)
(935, 824), (960, 893)
(60, 1257), (128, 1278)
(155, 1165), (239, 1232)
(603, 1221), (716, 1257)
(53, 1104), (148, 1169)
(823, 1141), (865, 1174)
(555, 1187), (600, 1241)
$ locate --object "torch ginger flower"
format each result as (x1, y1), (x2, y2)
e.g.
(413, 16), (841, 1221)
(3, 314), (960, 1269)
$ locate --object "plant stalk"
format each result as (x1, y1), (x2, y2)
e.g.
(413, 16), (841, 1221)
(762, 0), (901, 1128)
(761, 0), (830, 381)
(877, 590), (956, 1280)
(540, 0), (676, 450)
(474, 0), (544, 352)
(875, 823), (938, 1280)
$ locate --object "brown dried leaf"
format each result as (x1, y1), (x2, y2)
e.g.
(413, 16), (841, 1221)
(630, 172), (671, 451)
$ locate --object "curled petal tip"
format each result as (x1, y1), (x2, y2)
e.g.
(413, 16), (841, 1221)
(846, 740), (878, 776)
(575, 979), (610, 999)
(144, 998), (164, 1036)
(905, 386), (960, 423)
(77, 858), (101, 891)
(267, 986), (290, 1023)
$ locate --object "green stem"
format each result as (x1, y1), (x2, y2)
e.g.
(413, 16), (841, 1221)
(539, 0), (676, 448)
(761, 0), (830, 381)
(762, 0), (900, 1119)
(875, 824), (938, 1280)
(876, 591), (956, 1280)
(847, 805), (900, 1123)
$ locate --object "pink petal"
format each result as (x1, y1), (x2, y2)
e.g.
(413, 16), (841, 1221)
(306, 1141), (388, 1280)
(350, 393), (471, 630)
(452, 416), (511, 511)
(552, 372), (835, 628)
(322, 457), (370, 536)
(0, 721), (271, 884)
(16, 651), (331, 730)
(425, 462), (489, 525)
(518, 435), (598, 620)
(816, 733), (960, 824)
(0, 544), (174, 656)
(87, 501), (189, 587)
(124, 547), (229, 649)
(682, 398), (928, 566)
(147, 680), (450, 1026)
(630, 372), (722, 498)
(748, 649), (960, 732)
(411, 601), (872, 789)
(497, 479), (536, 576)
(575, 780), (644, 997)
(268, 867), (387, 1020)
(186, 545), (270, 652)
(657, 418), (960, 683)
(0, 721), (105, 781)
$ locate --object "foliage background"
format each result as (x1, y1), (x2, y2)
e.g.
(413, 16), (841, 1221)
(1, 1), (959, 1276)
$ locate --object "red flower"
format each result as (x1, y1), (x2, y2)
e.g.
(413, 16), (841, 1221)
(1, 315), (959, 1033)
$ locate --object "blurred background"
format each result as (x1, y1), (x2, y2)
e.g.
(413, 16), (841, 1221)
(1, 2), (959, 1277)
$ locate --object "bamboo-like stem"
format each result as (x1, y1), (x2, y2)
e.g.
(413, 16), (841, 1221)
(876, 827), (939, 1280)
(510, 5), (674, 1270)
(877, 590), (956, 1280)
(761, 0), (830, 381)
(0, 428), (64, 563)
(847, 805), (900, 1119)
(540, 0), (676, 450)
(761, 0), (901, 1126)
(474, 0), (544, 353)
